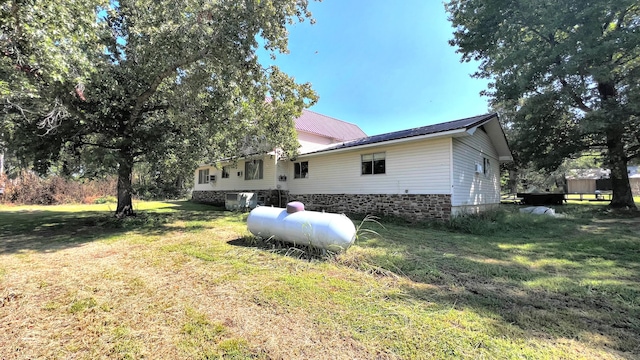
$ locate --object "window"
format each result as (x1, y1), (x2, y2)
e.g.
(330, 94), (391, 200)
(221, 165), (230, 179)
(361, 152), (385, 175)
(198, 169), (209, 184)
(294, 161), (308, 178)
(245, 159), (263, 180)
(483, 157), (491, 176)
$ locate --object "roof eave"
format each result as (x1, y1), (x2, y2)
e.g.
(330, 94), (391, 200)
(474, 115), (514, 162)
(298, 128), (468, 158)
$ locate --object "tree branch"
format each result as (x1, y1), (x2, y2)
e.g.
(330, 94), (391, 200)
(601, 13), (618, 35)
(613, 7), (631, 32)
(10, 0), (22, 40)
(78, 140), (121, 151)
(131, 48), (212, 119)
(518, 23), (557, 46)
(141, 103), (170, 114)
(34, 98), (72, 135)
(515, 24), (592, 112)
(4, 98), (38, 119)
(557, 77), (592, 113)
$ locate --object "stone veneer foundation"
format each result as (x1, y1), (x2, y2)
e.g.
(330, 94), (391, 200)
(291, 193), (451, 221)
(192, 190), (287, 207)
(192, 190), (452, 221)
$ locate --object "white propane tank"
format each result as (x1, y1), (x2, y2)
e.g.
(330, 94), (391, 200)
(247, 204), (356, 252)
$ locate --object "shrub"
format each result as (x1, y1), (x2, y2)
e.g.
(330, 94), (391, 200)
(133, 182), (188, 200)
(0, 171), (117, 205)
(93, 195), (117, 204)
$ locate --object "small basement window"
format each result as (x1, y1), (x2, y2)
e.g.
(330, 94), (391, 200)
(294, 161), (309, 178)
(362, 152), (385, 175)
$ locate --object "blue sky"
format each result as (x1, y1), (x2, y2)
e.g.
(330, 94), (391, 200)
(258, 0), (490, 136)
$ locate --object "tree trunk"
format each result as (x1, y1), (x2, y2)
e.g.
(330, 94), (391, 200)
(116, 151), (135, 217)
(597, 81), (636, 209)
(508, 168), (518, 194)
(606, 126), (636, 209)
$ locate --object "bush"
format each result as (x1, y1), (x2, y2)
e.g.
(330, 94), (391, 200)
(133, 182), (188, 200)
(93, 195), (117, 204)
(0, 171), (117, 205)
(446, 207), (508, 234)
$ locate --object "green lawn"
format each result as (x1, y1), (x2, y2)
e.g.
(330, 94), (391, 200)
(0, 201), (638, 359)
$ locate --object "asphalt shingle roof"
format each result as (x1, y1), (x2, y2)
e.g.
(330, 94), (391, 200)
(302, 113), (498, 155)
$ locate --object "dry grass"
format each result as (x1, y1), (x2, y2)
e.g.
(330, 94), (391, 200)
(0, 202), (373, 359)
(1, 201), (639, 359)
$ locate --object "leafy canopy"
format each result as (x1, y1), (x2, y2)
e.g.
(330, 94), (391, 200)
(2, 0), (319, 214)
(3, 0), (317, 172)
(447, 0), (639, 207)
(446, 0), (640, 168)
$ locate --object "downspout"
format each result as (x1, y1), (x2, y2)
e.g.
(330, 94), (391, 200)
(449, 137), (454, 203)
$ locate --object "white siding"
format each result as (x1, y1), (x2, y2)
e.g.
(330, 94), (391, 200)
(288, 138), (452, 195)
(451, 128), (501, 208)
(193, 166), (215, 191)
(193, 156), (278, 191)
(276, 158), (290, 191)
(297, 131), (336, 153)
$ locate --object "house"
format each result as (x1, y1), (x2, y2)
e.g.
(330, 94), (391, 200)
(192, 112), (513, 220)
(566, 167), (640, 196)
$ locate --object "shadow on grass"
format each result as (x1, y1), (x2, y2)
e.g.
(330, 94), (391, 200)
(351, 207), (640, 356)
(228, 236), (334, 260)
(0, 201), (228, 255)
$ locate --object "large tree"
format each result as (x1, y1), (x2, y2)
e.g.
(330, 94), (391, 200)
(2, 0), (317, 215)
(2, 0), (107, 179)
(1, 0), (104, 95)
(446, 0), (640, 208)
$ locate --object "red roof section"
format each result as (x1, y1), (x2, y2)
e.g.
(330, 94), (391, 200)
(294, 109), (366, 141)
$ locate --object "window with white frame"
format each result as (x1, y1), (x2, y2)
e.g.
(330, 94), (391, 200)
(361, 152), (385, 175)
(198, 169), (209, 184)
(221, 165), (230, 179)
(245, 160), (263, 180)
(294, 161), (309, 178)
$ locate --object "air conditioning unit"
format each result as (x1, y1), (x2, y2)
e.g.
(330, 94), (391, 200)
(208, 175), (216, 182)
(225, 192), (258, 211)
